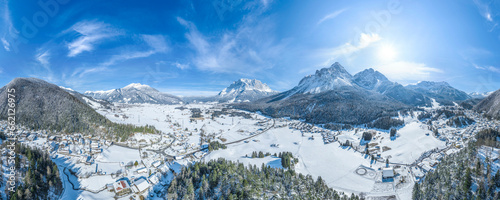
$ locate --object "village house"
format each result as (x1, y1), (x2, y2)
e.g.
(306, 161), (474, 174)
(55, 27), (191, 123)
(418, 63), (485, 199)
(136, 167), (148, 174)
(382, 167), (395, 179)
(132, 177), (150, 194)
(113, 180), (132, 196)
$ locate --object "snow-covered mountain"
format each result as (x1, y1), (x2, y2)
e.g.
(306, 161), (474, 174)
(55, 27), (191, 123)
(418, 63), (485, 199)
(85, 83), (182, 104)
(353, 68), (429, 106)
(216, 79), (278, 102)
(405, 81), (470, 105)
(290, 62), (357, 94)
(353, 68), (392, 91)
(234, 62), (408, 125)
(60, 86), (112, 109)
(475, 88), (500, 119)
(469, 91), (493, 99)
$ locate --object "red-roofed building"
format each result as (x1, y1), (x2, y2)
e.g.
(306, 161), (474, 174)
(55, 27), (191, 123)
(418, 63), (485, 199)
(113, 180), (131, 195)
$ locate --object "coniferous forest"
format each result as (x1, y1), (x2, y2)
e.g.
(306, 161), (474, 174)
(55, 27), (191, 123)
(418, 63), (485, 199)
(168, 158), (360, 200)
(3, 144), (63, 200)
(413, 129), (500, 200)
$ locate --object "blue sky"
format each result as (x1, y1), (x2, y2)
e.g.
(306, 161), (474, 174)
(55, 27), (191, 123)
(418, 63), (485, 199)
(0, 0), (499, 96)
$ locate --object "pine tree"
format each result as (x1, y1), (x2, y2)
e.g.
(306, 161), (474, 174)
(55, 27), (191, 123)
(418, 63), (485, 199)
(412, 183), (421, 200)
(463, 167), (472, 194)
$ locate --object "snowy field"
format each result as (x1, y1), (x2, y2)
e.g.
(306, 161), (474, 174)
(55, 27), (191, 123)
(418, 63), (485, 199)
(11, 101), (488, 199)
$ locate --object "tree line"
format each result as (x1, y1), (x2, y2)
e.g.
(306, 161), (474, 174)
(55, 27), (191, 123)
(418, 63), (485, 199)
(167, 158), (360, 199)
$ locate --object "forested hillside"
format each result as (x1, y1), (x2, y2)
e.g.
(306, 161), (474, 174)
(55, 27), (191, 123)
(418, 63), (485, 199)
(0, 78), (159, 141)
(413, 129), (500, 199)
(168, 158), (360, 199)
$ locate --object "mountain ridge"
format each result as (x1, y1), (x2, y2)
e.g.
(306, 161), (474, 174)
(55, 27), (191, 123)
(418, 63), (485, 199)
(85, 83), (182, 104)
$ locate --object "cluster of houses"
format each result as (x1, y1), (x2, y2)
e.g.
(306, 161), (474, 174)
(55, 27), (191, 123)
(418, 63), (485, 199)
(106, 159), (175, 198)
(46, 134), (111, 156)
(288, 121), (338, 144)
(109, 176), (153, 197)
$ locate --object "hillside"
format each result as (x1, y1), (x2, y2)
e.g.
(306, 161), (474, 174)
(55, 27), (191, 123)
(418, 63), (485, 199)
(475, 89), (500, 119)
(85, 83), (182, 104)
(0, 78), (157, 140)
(413, 129), (500, 199)
(233, 63), (408, 125)
(168, 158), (358, 199)
(353, 68), (430, 106)
(406, 81), (470, 105)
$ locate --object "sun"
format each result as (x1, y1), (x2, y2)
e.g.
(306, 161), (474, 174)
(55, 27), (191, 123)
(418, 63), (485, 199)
(378, 44), (397, 61)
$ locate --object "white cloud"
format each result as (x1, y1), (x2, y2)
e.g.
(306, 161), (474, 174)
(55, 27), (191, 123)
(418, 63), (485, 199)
(473, 0), (494, 22)
(1, 1), (14, 52)
(317, 33), (381, 64)
(374, 61), (443, 83)
(473, 63), (500, 73)
(71, 66), (108, 78)
(331, 33), (380, 57)
(36, 50), (50, 69)
(299, 33), (381, 74)
(177, 16), (285, 74)
(100, 35), (168, 67)
(261, 0), (272, 8)
(174, 62), (189, 70)
(1, 37), (10, 51)
(142, 34), (168, 52)
(0, 67), (3, 74)
(66, 20), (122, 57)
(317, 8), (348, 25)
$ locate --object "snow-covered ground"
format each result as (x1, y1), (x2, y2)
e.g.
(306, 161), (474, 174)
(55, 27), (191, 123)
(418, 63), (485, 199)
(7, 101), (494, 199)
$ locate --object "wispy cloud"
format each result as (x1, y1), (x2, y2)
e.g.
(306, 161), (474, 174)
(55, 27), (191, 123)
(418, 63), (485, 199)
(317, 8), (348, 25)
(174, 62), (189, 70)
(313, 33), (381, 67)
(473, 0), (494, 22)
(177, 15), (285, 74)
(65, 20), (122, 57)
(473, 63), (500, 73)
(336, 33), (381, 54)
(100, 34), (168, 67)
(1, 37), (9, 51)
(142, 34), (168, 52)
(71, 66), (109, 78)
(473, 0), (498, 32)
(1, 0), (14, 52)
(36, 50), (50, 69)
(375, 61), (443, 83)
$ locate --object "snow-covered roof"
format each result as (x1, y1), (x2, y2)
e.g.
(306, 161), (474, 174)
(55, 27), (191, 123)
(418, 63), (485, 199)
(134, 177), (150, 193)
(382, 168), (394, 178)
(113, 180), (130, 192)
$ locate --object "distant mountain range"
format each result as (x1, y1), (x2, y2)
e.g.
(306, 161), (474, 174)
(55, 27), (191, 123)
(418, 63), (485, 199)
(353, 68), (429, 106)
(469, 91), (493, 99)
(233, 62), (409, 125)
(0, 62), (489, 128)
(84, 83), (182, 104)
(405, 81), (470, 105)
(217, 79), (279, 102)
(232, 62), (474, 125)
(475, 89), (500, 119)
(183, 78), (278, 103)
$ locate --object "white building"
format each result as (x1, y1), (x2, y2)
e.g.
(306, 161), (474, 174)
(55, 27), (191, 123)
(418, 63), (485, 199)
(382, 167), (394, 179)
(151, 160), (161, 168)
(132, 177), (150, 194)
(136, 167), (148, 174)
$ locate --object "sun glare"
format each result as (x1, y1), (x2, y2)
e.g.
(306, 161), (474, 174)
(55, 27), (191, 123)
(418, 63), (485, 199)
(378, 44), (397, 61)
